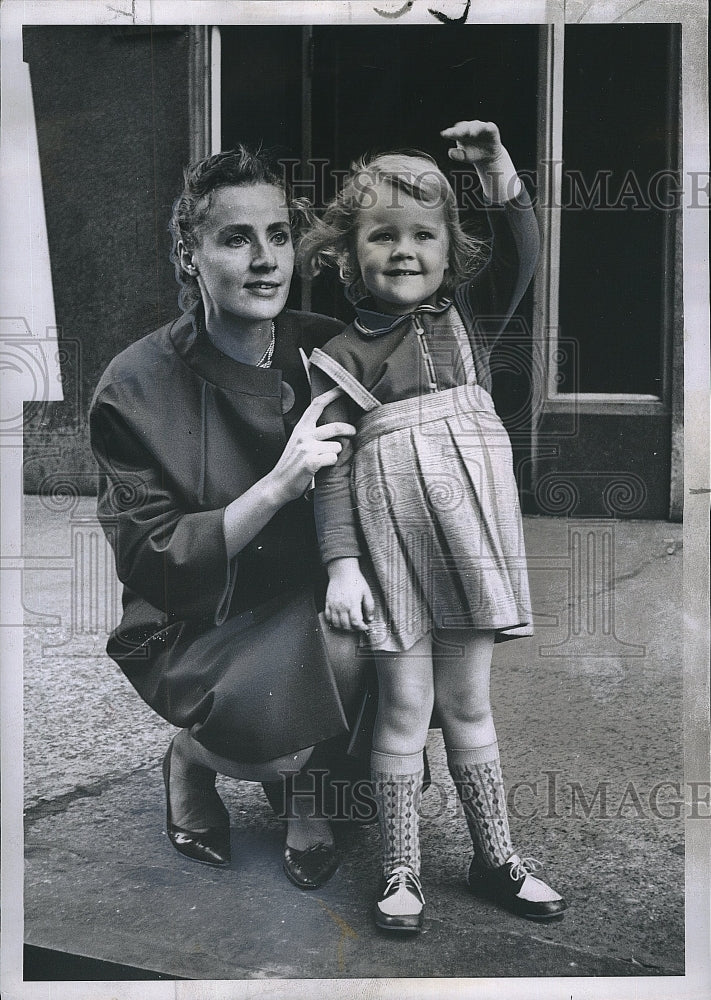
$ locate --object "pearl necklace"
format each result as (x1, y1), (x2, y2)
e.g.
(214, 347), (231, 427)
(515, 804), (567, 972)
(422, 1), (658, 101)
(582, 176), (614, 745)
(256, 322), (276, 368)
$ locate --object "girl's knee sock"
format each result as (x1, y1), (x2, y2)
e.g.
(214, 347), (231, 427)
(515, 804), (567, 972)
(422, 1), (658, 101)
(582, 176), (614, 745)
(446, 744), (514, 870)
(371, 749), (424, 877)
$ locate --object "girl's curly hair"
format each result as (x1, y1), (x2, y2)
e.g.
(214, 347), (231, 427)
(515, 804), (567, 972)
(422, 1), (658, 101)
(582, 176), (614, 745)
(296, 151), (487, 301)
(169, 146), (313, 311)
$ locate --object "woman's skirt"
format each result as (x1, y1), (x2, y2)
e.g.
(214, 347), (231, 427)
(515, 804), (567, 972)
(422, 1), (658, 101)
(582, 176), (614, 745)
(108, 587), (367, 763)
(352, 383), (532, 652)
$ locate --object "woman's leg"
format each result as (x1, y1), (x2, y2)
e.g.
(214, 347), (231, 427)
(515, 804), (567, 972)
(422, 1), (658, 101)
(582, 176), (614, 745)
(434, 629), (565, 919)
(167, 730), (333, 853)
(371, 635), (433, 930)
(174, 728), (312, 779)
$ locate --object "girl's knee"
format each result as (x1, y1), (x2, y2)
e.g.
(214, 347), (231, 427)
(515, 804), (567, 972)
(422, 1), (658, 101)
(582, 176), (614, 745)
(382, 680), (433, 720)
(434, 686), (491, 730)
(374, 711), (431, 755)
(373, 642), (434, 751)
(376, 683), (434, 751)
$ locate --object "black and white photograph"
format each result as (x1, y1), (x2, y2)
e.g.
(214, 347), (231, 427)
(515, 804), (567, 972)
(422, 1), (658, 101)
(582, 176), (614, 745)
(0, 1), (709, 997)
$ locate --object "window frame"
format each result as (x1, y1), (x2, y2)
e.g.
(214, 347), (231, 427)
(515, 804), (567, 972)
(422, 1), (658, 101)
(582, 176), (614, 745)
(532, 20), (680, 417)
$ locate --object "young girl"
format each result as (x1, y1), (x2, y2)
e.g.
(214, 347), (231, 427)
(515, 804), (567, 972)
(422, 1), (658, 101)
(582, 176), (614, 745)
(299, 121), (566, 931)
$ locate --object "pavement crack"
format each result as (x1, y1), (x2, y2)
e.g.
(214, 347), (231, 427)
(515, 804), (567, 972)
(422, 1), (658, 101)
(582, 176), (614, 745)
(25, 842), (94, 863)
(509, 926), (682, 976)
(430, 915), (682, 977)
(24, 763), (158, 826)
(560, 550), (675, 615)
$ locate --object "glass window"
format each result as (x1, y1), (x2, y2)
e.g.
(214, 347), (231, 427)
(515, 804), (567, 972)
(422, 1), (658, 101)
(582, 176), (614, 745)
(557, 24), (679, 396)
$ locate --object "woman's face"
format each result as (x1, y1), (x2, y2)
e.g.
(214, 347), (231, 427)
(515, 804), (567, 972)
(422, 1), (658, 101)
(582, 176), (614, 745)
(187, 183), (295, 327)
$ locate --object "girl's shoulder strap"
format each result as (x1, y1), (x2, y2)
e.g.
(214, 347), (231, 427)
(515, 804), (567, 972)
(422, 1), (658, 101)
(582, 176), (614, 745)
(447, 304), (478, 385)
(309, 348), (380, 412)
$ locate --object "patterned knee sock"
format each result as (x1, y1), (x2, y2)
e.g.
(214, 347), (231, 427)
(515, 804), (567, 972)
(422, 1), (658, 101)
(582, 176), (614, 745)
(447, 744), (514, 870)
(371, 750), (424, 877)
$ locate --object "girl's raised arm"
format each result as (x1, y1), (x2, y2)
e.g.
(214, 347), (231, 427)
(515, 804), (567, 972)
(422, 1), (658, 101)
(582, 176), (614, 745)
(440, 119), (520, 204)
(440, 118), (540, 367)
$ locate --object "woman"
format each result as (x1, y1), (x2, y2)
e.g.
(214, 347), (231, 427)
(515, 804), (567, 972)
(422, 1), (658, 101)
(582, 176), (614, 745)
(89, 147), (363, 889)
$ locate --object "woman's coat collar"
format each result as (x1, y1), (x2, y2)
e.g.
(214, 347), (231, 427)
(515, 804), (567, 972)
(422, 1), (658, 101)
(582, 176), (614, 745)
(168, 303), (284, 396)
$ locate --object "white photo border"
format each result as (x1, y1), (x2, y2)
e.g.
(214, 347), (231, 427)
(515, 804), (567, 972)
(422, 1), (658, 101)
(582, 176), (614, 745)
(1, 2), (709, 999)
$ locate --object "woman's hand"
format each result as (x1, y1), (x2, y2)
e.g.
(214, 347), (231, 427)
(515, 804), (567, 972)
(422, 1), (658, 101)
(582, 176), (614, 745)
(222, 387), (354, 560)
(440, 120), (520, 203)
(324, 558), (375, 632)
(267, 387), (355, 505)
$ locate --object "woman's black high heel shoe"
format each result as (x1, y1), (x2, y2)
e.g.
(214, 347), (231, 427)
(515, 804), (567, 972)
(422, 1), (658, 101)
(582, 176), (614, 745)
(283, 842), (339, 890)
(162, 737), (231, 867)
(264, 777), (339, 889)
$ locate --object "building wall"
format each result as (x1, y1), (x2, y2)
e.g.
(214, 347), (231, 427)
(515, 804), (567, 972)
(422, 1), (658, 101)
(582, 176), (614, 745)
(23, 26), (191, 494)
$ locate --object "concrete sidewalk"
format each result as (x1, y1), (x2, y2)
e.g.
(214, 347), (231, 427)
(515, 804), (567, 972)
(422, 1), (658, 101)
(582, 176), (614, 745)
(20, 496), (687, 983)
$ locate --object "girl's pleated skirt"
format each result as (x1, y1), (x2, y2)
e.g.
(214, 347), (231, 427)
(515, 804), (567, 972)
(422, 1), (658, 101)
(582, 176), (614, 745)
(352, 383), (533, 652)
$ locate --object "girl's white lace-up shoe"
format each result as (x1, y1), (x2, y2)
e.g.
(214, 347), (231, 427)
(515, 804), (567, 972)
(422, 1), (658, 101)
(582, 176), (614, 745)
(374, 865), (425, 931)
(468, 854), (567, 921)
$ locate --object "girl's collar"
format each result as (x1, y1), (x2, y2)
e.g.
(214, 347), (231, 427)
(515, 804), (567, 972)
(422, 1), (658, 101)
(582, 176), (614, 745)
(353, 295), (452, 338)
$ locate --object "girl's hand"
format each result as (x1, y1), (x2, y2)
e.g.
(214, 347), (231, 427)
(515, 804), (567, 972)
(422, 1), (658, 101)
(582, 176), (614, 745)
(440, 120), (504, 166)
(267, 387), (355, 504)
(325, 558), (375, 632)
(440, 119), (520, 204)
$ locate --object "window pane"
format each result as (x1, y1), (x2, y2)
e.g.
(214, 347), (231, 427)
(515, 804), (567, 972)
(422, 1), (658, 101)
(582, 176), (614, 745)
(558, 24), (679, 396)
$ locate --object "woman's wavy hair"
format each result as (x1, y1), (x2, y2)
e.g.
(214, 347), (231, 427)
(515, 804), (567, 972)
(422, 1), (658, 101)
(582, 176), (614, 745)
(296, 151), (487, 301)
(169, 146), (313, 310)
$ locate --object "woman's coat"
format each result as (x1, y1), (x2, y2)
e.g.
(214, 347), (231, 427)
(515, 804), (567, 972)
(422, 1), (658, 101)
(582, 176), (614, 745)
(90, 306), (352, 760)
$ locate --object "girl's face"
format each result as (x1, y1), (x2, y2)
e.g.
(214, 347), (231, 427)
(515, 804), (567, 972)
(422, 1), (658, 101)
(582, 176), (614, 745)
(354, 180), (449, 315)
(185, 183), (294, 328)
